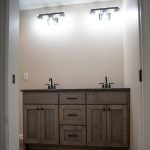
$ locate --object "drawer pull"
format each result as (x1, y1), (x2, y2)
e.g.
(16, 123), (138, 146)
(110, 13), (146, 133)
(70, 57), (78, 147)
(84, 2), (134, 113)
(67, 114), (78, 117)
(36, 108), (40, 110)
(67, 97), (77, 100)
(67, 134), (78, 137)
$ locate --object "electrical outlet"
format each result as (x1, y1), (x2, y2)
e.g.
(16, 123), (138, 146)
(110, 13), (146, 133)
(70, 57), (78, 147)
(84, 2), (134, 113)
(24, 73), (28, 81)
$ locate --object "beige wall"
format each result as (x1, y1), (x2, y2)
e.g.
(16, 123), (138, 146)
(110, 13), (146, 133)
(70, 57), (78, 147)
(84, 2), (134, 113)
(123, 0), (141, 150)
(19, 1), (124, 135)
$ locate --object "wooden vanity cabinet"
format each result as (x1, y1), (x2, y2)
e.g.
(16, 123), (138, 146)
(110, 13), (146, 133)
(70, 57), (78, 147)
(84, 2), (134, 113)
(86, 91), (129, 148)
(59, 92), (86, 146)
(22, 89), (130, 150)
(24, 105), (41, 143)
(40, 105), (58, 144)
(87, 105), (107, 147)
(87, 105), (128, 147)
(23, 92), (59, 145)
(107, 105), (128, 147)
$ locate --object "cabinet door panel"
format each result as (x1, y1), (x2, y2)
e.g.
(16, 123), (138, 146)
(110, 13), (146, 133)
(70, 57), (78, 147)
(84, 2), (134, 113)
(87, 105), (106, 146)
(107, 105), (128, 147)
(24, 105), (41, 143)
(41, 105), (59, 144)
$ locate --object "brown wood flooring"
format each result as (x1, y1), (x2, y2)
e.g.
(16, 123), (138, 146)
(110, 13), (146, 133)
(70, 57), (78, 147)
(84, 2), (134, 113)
(20, 140), (23, 150)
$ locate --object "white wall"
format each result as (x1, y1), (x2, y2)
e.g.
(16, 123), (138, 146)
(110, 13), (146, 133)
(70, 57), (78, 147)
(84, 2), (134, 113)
(20, 1), (124, 89)
(140, 0), (150, 149)
(19, 1), (124, 135)
(123, 0), (141, 150)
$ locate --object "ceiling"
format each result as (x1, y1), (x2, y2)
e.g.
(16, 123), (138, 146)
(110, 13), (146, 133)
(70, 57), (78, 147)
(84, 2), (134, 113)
(20, 0), (110, 10)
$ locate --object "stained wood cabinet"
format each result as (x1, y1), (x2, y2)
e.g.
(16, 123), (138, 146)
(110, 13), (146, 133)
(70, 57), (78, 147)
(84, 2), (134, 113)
(60, 105), (86, 125)
(87, 105), (107, 147)
(24, 104), (58, 144)
(60, 126), (86, 146)
(40, 105), (58, 144)
(22, 89), (130, 150)
(24, 105), (41, 143)
(87, 105), (127, 147)
(107, 105), (127, 147)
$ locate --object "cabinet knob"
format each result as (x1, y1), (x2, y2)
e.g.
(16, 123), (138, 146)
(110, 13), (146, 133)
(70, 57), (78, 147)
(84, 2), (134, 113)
(36, 108), (40, 110)
(103, 108), (106, 111)
(41, 108), (44, 110)
(108, 108), (111, 111)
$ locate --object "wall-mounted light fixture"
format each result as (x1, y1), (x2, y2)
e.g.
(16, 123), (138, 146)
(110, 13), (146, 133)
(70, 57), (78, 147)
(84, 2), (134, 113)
(89, 7), (120, 21)
(37, 12), (65, 25)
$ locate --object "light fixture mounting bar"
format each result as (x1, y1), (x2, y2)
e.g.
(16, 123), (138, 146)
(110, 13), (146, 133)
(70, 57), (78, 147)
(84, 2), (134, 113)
(90, 7), (120, 12)
(38, 12), (65, 18)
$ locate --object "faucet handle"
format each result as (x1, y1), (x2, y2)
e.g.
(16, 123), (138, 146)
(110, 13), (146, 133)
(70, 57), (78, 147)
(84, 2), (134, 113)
(45, 83), (51, 89)
(108, 83), (114, 88)
(54, 84), (59, 89)
(99, 83), (104, 88)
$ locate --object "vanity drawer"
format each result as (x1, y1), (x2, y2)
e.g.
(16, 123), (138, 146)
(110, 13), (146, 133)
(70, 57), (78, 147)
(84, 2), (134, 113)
(86, 91), (129, 104)
(60, 126), (86, 146)
(23, 92), (58, 104)
(59, 92), (85, 104)
(60, 105), (85, 125)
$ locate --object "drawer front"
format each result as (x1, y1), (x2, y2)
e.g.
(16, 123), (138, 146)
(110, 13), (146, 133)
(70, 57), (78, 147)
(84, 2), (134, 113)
(59, 92), (85, 104)
(86, 91), (129, 104)
(60, 105), (85, 125)
(23, 92), (58, 104)
(60, 126), (86, 146)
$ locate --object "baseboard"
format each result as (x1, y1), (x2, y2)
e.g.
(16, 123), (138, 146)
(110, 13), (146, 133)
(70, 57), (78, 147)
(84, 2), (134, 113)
(19, 134), (23, 140)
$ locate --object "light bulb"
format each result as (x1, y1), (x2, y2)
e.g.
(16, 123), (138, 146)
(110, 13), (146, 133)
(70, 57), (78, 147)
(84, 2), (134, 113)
(102, 11), (111, 20)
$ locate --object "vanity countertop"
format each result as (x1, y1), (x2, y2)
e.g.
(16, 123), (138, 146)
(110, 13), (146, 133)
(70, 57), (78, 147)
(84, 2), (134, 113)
(21, 88), (130, 92)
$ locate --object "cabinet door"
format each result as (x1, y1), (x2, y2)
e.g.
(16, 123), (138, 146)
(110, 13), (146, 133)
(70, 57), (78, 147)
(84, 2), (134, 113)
(87, 105), (106, 146)
(24, 105), (41, 143)
(41, 105), (59, 144)
(107, 105), (128, 147)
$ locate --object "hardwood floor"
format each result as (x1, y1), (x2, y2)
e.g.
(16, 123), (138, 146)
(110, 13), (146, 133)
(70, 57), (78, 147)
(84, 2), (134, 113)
(19, 140), (23, 150)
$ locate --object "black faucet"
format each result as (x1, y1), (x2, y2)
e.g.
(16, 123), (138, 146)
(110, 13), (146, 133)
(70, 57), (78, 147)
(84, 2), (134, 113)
(99, 76), (114, 88)
(45, 78), (59, 89)
(45, 78), (54, 89)
(105, 76), (108, 88)
(49, 78), (53, 89)
(54, 84), (59, 89)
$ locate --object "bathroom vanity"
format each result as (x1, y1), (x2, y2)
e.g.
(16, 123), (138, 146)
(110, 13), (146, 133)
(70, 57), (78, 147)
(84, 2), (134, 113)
(22, 88), (130, 150)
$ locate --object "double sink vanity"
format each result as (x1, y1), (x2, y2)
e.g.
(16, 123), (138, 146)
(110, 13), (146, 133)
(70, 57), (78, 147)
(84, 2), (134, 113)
(22, 88), (130, 150)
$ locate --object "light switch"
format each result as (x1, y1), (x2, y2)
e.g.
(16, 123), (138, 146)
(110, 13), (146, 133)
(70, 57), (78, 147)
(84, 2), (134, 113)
(24, 73), (28, 81)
